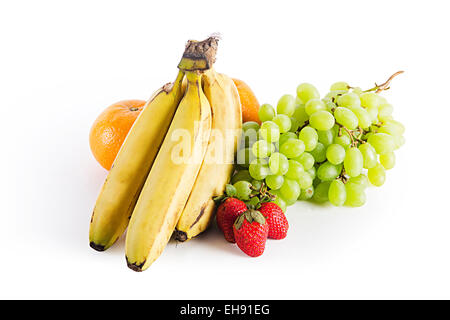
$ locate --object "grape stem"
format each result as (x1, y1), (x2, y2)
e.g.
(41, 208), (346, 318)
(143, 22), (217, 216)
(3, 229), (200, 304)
(338, 124), (366, 147)
(339, 169), (349, 184)
(296, 120), (310, 134)
(354, 127), (366, 144)
(338, 125), (356, 147)
(250, 182), (276, 202)
(364, 71), (404, 93)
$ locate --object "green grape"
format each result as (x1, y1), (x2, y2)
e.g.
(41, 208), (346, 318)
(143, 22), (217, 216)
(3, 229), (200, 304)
(360, 92), (382, 108)
(333, 130), (351, 148)
(277, 94), (296, 116)
(331, 123), (340, 136)
(249, 159), (271, 180)
(289, 117), (301, 133)
(294, 152), (315, 170)
(292, 104), (309, 126)
(393, 135), (405, 149)
(323, 90), (346, 103)
(268, 152), (289, 175)
(272, 194), (287, 213)
(278, 132), (298, 146)
(252, 140), (274, 158)
(298, 126), (318, 151)
(334, 107), (359, 130)
(384, 119), (405, 135)
(305, 99), (326, 116)
(312, 181), (331, 203)
(358, 143), (377, 169)
(336, 92), (361, 108)
(380, 152), (395, 170)
(349, 106), (372, 129)
(347, 174), (369, 189)
(318, 129), (335, 147)
(326, 143), (346, 165)
(259, 121), (280, 143)
(368, 163), (386, 186)
(324, 100), (337, 112)
(313, 177), (321, 187)
(352, 87), (363, 95)
(344, 183), (366, 207)
(231, 170), (253, 184)
(378, 123), (403, 137)
(328, 179), (346, 206)
(251, 179), (263, 191)
(233, 181), (252, 200)
(273, 114), (292, 133)
(240, 127), (260, 148)
(296, 83), (320, 104)
(344, 147), (363, 177)
(378, 103), (393, 121)
(280, 139), (305, 159)
(280, 178), (301, 203)
(258, 103), (276, 122)
(298, 186), (314, 200)
(285, 160), (305, 180)
(378, 96), (388, 104)
(367, 133), (395, 154)
(265, 174), (284, 190)
(309, 110), (335, 131)
(362, 131), (374, 141)
(284, 196), (298, 206)
(317, 161), (343, 181)
(297, 171), (313, 189)
(330, 81), (349, 92)
(242, 121), (260, 132)
(366, 106), (378, 122)
(236, 147), (256, 168)
(310, 142), (327, 163)
(306, 166), (316, 180)
(253, 157), (269, 166)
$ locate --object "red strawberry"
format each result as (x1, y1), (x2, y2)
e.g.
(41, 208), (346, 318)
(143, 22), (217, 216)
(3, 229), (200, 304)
(259, 202), (289, 240)
(216, 198), (247, 243)
(233, 209), (269, 257)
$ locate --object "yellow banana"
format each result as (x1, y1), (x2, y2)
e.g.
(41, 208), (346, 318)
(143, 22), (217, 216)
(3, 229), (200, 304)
(125, 70), (212, 271)
(175, 69), (242, 241)
(89, 71), (185, 251)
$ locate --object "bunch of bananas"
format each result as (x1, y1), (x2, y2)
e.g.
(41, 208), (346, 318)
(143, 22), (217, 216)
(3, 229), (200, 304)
(89, 37), (242, 272)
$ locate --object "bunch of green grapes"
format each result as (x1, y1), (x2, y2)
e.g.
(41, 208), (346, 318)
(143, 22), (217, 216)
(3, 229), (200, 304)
(232, 72), (405, 211)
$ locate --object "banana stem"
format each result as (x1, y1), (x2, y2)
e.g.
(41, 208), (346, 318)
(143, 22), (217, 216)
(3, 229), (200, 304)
(178, 36), (219, 72)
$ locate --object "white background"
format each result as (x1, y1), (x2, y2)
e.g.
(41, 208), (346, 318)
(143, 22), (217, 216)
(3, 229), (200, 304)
(1, 0), (449, 299)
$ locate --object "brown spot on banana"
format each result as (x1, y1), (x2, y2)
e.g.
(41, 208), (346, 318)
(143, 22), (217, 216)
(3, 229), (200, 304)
(162, 82), (173, 93)
(174, 202), (208, 242)
(189, 203), (208, 229)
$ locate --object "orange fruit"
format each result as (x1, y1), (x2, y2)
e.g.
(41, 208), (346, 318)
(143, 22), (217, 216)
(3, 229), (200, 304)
(89, 99), (146, 170)
(232, 78), (260, 124)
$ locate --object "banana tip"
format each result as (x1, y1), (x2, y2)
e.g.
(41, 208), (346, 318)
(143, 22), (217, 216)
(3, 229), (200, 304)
(126, 257), (145, 272)
(89, 241), (106, 252)
(174, 230), (188, 242)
